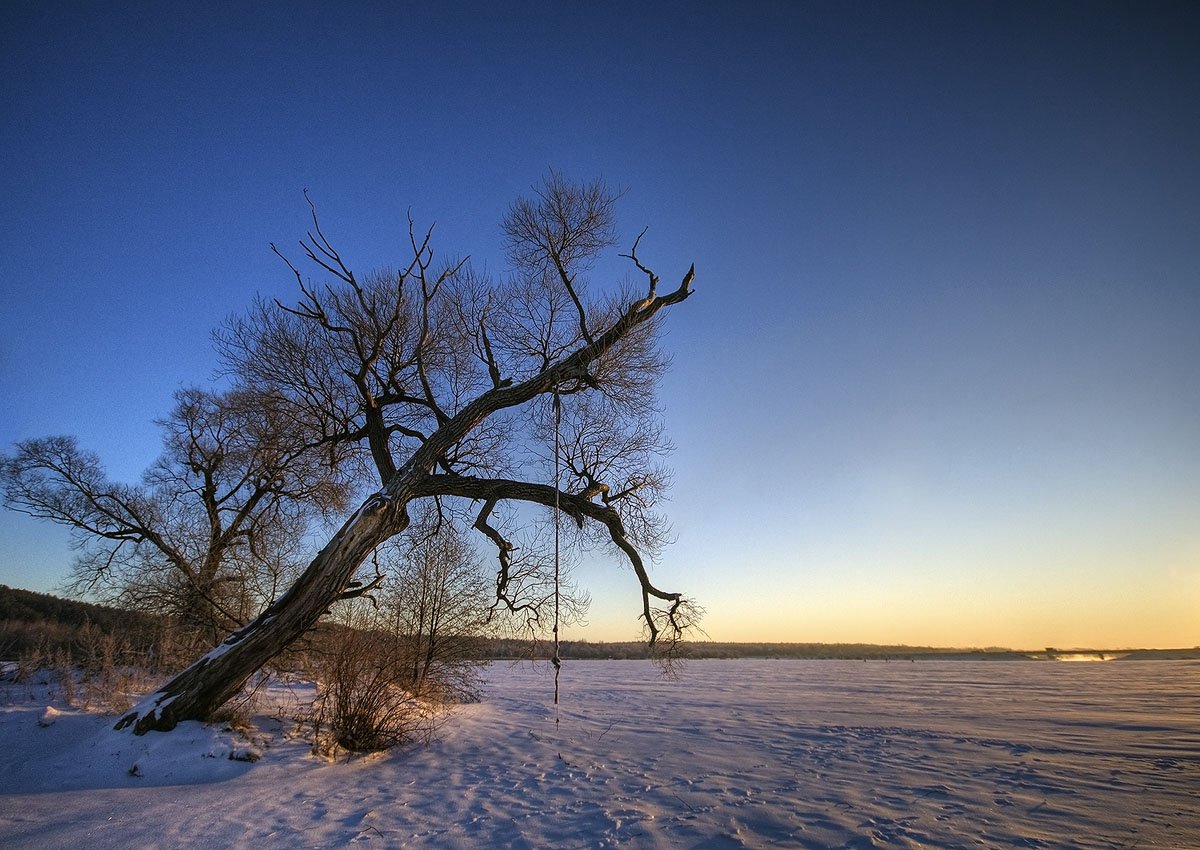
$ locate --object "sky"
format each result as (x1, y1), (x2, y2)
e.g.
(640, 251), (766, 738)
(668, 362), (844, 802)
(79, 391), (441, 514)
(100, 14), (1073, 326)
(1, 1), (1197, 650)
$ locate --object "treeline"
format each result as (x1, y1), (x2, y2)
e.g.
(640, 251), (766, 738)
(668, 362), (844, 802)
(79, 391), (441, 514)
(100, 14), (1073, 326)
(1, 584), (160, 632)
(499, 641), (1200, 661)
(0, 584), (180, 668)
(5, 589), (1009, 663)
(5, 586), (1197, 665)
(493, 639), (1033, 661)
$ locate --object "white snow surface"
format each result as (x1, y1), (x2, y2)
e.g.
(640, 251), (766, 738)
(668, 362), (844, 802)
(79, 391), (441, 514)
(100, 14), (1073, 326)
(1, 659), (1197, 849)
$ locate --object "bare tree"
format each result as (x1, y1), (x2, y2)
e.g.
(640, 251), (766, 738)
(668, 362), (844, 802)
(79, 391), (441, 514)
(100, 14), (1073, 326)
(115, 173), (698, 734)
(1, 387), (345, 646)
(385, 510), (493, 699)
(380, 502), (586, 702)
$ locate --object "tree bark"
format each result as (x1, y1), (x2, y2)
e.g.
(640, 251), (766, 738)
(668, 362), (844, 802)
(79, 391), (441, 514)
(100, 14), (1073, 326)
(116, 487), (411, 732)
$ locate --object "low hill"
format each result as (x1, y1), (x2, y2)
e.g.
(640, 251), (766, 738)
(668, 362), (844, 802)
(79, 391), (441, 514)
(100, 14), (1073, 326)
(0, 585), (166, 663)
(0, 585), (158, 632)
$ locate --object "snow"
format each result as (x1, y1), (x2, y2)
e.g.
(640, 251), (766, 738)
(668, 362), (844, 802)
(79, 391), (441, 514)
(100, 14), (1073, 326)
(1, 659), (1197, 849)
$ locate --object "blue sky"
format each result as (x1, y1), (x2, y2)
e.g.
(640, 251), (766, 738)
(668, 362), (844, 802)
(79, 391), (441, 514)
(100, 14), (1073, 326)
(2, 1), (1197, 648)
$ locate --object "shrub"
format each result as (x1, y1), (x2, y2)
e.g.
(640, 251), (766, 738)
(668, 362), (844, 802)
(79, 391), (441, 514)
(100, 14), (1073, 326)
(308, 622), (442, 755)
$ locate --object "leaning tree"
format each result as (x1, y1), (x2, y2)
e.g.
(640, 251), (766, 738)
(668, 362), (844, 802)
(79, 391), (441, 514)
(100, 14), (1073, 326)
(116, 173), (699, 734)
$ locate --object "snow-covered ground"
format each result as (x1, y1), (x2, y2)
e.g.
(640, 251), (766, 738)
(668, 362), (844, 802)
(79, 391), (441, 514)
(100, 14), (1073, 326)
(1, 659), (1196, 849)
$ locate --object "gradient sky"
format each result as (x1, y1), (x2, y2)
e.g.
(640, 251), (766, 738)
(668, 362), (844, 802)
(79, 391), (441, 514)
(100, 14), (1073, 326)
(2, 2), (1197, 649)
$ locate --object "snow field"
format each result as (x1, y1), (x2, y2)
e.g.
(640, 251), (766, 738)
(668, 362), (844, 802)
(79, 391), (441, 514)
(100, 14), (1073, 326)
(1, 659), (1197, 849)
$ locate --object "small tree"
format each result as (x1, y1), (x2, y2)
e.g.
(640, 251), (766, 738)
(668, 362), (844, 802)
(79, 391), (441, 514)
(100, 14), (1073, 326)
(385, 511), (491, 699)
(379, 502), (587, 702)
(111, 173), (700, 733)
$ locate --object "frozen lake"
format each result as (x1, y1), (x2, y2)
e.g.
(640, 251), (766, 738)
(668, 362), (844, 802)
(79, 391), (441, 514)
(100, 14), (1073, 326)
(2, 659), (1197, 848)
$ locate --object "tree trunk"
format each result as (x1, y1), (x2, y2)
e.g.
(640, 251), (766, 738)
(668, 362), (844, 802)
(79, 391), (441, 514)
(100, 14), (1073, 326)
(115, 487), (410, 733)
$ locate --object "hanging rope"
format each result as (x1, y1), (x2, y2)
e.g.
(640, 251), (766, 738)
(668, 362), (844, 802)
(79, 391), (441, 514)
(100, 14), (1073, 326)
(551, 389), (563, 718)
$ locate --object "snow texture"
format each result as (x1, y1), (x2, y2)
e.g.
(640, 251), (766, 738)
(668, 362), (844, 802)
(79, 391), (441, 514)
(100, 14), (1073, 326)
(1, 659), (1196, 849)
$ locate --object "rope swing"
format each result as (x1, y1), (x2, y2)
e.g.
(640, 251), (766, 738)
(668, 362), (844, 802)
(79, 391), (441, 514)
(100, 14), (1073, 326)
(551, 389), (563, 717)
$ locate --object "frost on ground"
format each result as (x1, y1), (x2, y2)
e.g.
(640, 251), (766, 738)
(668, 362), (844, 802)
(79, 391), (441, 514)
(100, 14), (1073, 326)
(1, 659), (1197, 849)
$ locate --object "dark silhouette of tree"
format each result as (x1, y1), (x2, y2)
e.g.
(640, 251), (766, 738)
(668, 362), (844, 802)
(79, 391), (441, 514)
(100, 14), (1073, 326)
(108, 173), (699, 733)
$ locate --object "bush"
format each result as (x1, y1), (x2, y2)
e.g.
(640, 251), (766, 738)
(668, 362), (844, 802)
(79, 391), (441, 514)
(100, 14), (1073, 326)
(307, 622), (443, 755)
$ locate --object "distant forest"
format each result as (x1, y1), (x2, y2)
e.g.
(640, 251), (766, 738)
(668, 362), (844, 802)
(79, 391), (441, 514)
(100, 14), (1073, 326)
(1, 584), (166, 659)
(3, 585), (1196, 663)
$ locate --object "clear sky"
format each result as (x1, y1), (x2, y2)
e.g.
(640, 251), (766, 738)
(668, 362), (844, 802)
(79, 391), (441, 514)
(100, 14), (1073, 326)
(2, 1), (1197, 650)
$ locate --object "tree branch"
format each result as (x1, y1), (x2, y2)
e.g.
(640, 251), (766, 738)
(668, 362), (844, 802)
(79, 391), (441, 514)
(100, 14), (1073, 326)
(397, 258), (693, 481)
(619, 227), (659, 305)
(550, 251), (595, 348)
(415, 473), (686, 645)
(471, 497), (535, 618)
